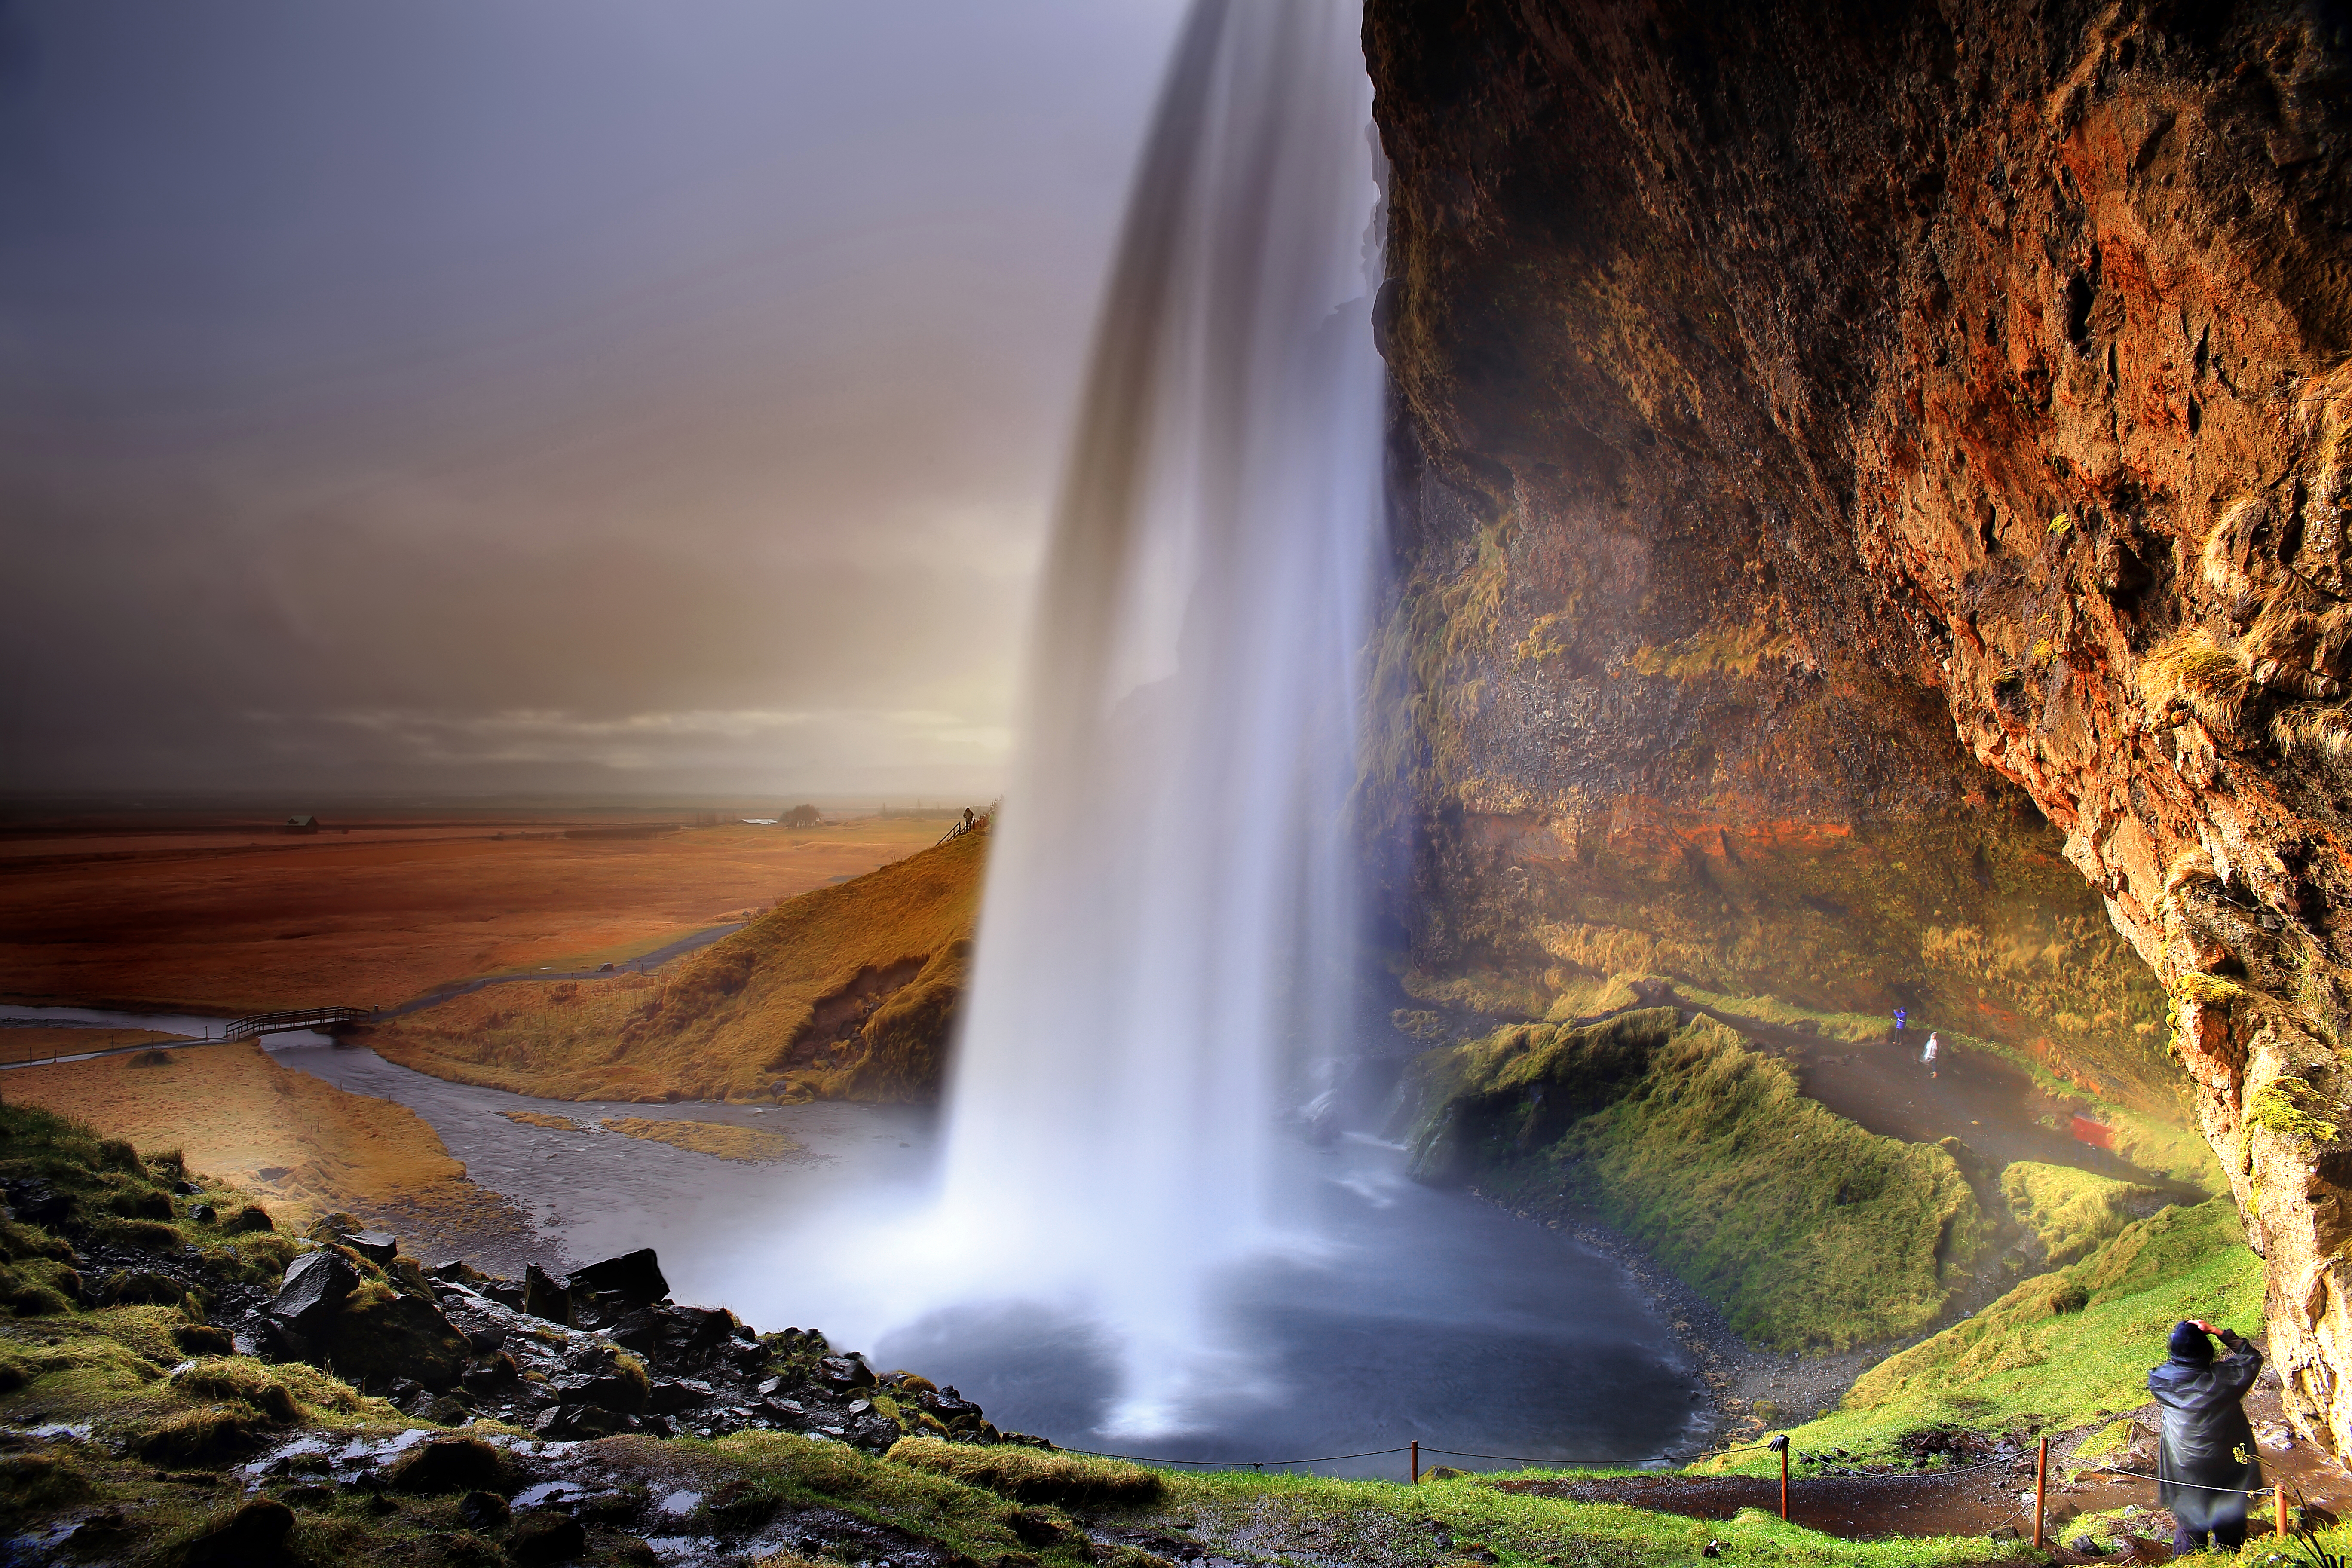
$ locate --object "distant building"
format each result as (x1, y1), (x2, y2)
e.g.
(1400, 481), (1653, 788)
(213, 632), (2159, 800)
(284, 815), (319, 834)
(781, 804), (822, 827)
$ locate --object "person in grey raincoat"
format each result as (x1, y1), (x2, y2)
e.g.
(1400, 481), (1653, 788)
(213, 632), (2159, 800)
(2149, 1318), (2263, 1553)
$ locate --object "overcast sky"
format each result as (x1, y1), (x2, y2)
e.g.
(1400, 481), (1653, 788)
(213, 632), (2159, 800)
(0, 0), (1187, 802)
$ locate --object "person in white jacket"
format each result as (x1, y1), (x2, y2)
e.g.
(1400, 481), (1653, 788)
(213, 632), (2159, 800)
(1920, 1031), (1940, 1078)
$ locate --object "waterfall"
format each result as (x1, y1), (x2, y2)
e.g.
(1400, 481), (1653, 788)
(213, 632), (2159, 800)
(929, 0), (1384, 1430)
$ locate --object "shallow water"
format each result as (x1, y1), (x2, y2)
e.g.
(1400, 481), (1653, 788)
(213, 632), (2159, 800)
(0, 1006), (1704, 1473)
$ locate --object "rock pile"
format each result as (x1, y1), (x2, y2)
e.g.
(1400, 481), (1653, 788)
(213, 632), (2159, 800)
(223, 1231), (1034, 1454)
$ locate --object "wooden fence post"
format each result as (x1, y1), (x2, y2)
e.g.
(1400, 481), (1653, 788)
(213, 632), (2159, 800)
(1410, 1442), (1419, 1485)
(2034, 1436), (2049, 1549)
(1770, 1435), (1790, 1521)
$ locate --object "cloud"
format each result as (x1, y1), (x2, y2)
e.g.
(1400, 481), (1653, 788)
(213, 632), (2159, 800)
(0, 0), (1185, 799)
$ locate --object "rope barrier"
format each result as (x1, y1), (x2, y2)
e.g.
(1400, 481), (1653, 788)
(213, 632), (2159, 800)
(1052, 1436), (1969, 1475)
(2078, 1464), (2281, 1497)
(1058, 1445), (1412, 1469)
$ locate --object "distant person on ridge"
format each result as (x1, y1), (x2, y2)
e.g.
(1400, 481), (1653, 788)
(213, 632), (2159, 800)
(1920, 1031), (1939, 1078)
(2151, 1318), (2263, 1555)
(963, 807), (975, 833)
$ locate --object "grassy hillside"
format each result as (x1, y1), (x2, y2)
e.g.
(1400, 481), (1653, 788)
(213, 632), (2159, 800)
(1698, 1199), (2261, 1476)
(1406, 1010), (1984, 1350)
(0, 1040), (518, 1255)
(366, 824), (986, 1104)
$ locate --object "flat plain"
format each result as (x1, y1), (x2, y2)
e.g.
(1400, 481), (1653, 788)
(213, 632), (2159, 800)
(0, 809), (949, 1014)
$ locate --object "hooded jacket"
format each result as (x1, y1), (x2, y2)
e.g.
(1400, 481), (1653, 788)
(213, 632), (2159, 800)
(2148, 1327), (2263, 1529)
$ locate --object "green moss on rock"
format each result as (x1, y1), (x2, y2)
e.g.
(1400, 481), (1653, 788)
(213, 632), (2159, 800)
(1406, 1008), (1983, 1349)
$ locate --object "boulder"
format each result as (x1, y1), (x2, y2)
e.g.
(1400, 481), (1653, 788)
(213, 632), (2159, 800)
(565, 1247), (668, 1305)
(182, 1498), (295, 1566)
(318, 1292), (469, 1390)
(509, 1508), (588, 1564)
(458, 1489), (510, 1530)
(339, 1230), (398, 1266)
(390, 1435), (508, 1494)
(3, 1179), (73, 1226)
(606, 1309), (664, 1353)
(818, 1354), (876, 1391)
(266, 1250), (358, 1336)
(533, 1403), (628, 1440)
(224, 1205), (274, 1234)
(188, 1204), (217, 1224)
(522, 1262), (574, 1326)
(648, 1378), (714, 1414)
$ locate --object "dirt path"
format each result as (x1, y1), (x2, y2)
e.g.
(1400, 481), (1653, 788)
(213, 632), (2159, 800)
(1495, 1377), (2352, 1551)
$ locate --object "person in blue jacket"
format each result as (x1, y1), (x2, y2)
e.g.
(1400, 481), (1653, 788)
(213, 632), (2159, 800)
(2150, 1318), (2263, 1554)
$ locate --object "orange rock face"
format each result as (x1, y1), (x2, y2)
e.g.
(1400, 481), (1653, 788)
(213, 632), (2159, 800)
(1369, 1), (2352, 1447)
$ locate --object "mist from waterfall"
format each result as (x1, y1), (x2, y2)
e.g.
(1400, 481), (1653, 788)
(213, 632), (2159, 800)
(922, 0), (1384, 1431)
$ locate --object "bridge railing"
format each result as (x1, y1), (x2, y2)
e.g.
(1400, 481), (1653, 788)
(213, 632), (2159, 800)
(221, 1006), (371, 1042)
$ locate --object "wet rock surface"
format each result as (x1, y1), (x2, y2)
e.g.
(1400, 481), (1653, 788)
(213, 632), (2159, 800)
(1367, 0), (2352, 1456)
(213, 1231), (1040, 1457)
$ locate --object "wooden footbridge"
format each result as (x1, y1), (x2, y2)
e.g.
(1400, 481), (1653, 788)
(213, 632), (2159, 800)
(220, 1006), (371, 1042)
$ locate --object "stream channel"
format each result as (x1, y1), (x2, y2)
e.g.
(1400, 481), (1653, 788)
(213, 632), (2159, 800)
(1, 1004), (2190, 1476)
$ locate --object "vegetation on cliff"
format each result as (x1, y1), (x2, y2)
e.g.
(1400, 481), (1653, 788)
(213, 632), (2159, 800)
(1406, 1009), (1983, 1350)
(364, 824), (986, 1103)
(1997, 1162), (2165, 1267)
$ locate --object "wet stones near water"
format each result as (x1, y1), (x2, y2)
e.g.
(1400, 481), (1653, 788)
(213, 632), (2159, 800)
(265, 1250), (357, 1342)
(522, 1261), (573, 1325)
(566, 1246), (667, 1305)
(338, 1229), (398, 1266)
(168, 1231), (1046, 1456)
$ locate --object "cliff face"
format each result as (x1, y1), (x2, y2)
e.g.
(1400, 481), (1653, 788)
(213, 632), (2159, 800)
(1366, 0), (2352, 1449)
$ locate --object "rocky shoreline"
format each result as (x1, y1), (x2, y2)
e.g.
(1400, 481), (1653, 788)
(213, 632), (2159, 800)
(17, 1167), (1038, 1458)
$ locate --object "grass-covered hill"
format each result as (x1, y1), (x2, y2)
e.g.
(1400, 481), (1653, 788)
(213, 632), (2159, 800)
(364, 823), (986, 1104)
(1698, 1198), (2263, 1498)
(1406, 1009), (1986, 1350)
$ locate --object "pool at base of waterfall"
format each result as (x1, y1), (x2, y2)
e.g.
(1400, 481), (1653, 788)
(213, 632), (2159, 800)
(1, 1007), (1708, 1476)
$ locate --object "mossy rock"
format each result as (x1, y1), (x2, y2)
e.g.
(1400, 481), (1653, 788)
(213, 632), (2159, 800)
(131, 1403), (272, 1465)
(317, 1288), (468, 1389)
(1406, 1010), (1984, 1348)
(884, 1435), (1162, 1506)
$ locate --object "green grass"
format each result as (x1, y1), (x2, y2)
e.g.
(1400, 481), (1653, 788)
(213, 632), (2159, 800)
(1408, 1011), (1983, 1350)
(1157, 1469), (2034, 1568)
(2000, 1162), (2163, 1265)
(1698, 1200), (2260, 1475)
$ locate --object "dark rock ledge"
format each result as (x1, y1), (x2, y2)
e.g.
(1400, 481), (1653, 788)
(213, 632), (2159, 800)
(226, 1223), (1046, 1455)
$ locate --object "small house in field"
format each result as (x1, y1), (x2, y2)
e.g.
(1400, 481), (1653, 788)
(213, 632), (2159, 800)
(284, 815), (320, 834)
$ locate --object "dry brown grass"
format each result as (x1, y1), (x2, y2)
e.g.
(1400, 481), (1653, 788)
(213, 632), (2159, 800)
(366, 826), (985, 1103)
(0, 815), (943, 1014)
(600, 1118), (803, 1163)
(498, 1110), (582, 1131)
(2138, 628), (2250, 730)
(0, 1043), (520, 1250)
(0, 1029), (185, 1066)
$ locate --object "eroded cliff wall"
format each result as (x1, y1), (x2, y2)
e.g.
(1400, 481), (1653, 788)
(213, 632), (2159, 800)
(1366, 0), (2352, 1448)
